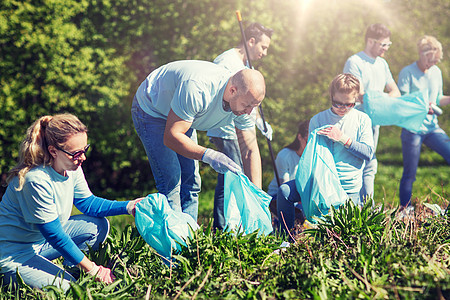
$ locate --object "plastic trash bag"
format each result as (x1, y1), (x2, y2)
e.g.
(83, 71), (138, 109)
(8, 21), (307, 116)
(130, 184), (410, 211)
(363, 90), (428, 132)
(134, 193), (199, 260)
(295, 126), (348, 223)
(223, 171), (273, 236)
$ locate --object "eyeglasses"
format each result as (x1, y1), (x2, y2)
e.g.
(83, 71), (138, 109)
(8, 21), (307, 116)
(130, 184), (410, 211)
(373, 39), (392, 48)
(332, 100), (356, 110)
(56, 144), (90, 160)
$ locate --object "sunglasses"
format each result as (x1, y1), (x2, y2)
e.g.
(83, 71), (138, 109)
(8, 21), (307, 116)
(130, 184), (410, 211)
(373, 39), (392, 48)
(56, 144), (90, 160)
(332, 100), (356, 110)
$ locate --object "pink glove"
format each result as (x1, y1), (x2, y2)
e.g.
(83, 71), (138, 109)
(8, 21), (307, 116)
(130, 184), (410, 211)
(127, 198), (143, 217)
(87, 263), (116, 284)
(317, 126), (352, 147)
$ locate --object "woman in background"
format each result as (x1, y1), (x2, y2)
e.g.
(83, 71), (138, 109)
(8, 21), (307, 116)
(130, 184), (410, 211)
(267, 120), (309, 220)
(397, 35), (450, 212)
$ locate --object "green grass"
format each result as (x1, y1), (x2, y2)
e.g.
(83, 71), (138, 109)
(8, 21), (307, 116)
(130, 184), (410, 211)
(3, 202), (450, 299)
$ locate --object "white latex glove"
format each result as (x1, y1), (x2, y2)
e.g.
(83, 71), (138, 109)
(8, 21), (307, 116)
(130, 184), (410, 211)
(87, 263), (116, 284)
(201, 149), (241, 174)
(430, 103), (443, 116)
(317, 126), (352, 148)
(255, 118), (273, 141)
(126, 198), (143, 217)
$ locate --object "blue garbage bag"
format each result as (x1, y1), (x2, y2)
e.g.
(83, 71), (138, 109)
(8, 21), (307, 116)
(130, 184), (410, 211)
(363, 90), (428, 132)
(135, 193), (199, 260)
(223, 171), (273, 236)
(295, 126), (348, 223)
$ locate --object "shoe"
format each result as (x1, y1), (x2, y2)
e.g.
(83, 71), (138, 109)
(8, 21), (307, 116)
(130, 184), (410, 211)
(273, 241), (291, 255)
(399, 206), (415, 219)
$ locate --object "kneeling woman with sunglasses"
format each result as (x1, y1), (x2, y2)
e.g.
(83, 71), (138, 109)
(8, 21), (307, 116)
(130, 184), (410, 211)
(0, 114), (142, 291)
(277, 74), (374, 233)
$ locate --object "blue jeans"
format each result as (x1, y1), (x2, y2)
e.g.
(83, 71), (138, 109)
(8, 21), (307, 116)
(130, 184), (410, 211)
(131, 97), (200, 220)
(209, 137), (243, 230)
(360, 125), (379, 200)
(1, 215), (109, 292)
(277, 180), (360, 233)
(399, 128), (450, 207)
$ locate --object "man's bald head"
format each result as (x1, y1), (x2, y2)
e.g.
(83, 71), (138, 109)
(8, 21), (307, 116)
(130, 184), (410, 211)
(224, 69), (266, 116)
(231, 69), (266, 100)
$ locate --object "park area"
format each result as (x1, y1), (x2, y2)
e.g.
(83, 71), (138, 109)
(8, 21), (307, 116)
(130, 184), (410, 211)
(0, 0), (449, 298)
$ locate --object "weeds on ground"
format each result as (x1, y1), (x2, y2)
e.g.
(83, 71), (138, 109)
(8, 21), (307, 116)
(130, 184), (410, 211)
(1, 201), (449, 299)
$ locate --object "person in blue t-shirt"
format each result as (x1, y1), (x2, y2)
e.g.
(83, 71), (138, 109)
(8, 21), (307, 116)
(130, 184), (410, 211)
(0, 114), (143, 291)
(277, 74), (374, 233)
(397, 35), (450, 211)
(207, 22), (274, 230)
(343, 23), (401, 202)
(131, 60), (266, 222)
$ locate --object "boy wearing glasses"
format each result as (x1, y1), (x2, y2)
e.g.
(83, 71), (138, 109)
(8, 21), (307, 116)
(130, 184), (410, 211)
(277, 74), (374, 232)
(343, 23), (401, 202)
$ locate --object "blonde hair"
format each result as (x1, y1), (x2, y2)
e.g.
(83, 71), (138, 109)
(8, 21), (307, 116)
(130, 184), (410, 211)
(417, 35), (443, 62)
(329, 73), (360, 100)
(7, 113), (87, 190)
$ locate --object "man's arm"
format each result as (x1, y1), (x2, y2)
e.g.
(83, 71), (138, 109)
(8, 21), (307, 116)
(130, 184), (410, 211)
(386, 81), (401, 97)
(236, 127), (262, 188)
(163, 109), (206, 160)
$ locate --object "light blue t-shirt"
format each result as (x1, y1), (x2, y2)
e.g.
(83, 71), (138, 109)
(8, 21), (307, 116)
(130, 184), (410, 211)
(207, 49), (249, 139)
(267, 148), (301, 196)
(135, 60), (254, 132)
(343, 51), (395, 94)
(309, 108), (374, 194)
(398, 62), (442, 134)
(0, 166), (92, 272)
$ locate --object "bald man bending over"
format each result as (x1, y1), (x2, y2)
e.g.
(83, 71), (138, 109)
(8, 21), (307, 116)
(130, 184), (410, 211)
(131, 60), (265, 221)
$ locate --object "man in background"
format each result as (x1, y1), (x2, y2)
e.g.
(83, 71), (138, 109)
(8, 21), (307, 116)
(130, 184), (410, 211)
(343, 23), (401, 203)
(207, 22), (274, 230)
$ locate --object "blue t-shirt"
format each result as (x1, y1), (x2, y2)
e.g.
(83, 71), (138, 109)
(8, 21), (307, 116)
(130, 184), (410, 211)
(309, 108), (374, 194)
(207, 49), (249, 139)
(343, 51), (395, 94)
(398, 62), (442, 134)
(135, 60), (254, 132)
(267, 148), (300, 196)
(0, 166), (92, 272)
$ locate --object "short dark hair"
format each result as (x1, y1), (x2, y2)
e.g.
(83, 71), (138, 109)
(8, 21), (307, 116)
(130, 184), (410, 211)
(241, 22), (273, 44)
(365, 23), (391, 44)
(286, 120), (310, 151)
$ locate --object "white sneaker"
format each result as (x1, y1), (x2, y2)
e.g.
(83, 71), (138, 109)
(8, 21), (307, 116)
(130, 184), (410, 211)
(399, 206), (415, 219)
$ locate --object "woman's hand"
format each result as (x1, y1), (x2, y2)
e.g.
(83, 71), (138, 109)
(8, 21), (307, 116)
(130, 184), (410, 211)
(127, 198), (144, 217)
(87, 263), (116, 284)
(78, 257), (115, 284)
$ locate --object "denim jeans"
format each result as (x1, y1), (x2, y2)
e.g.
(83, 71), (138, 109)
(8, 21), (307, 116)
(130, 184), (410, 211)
(399, 128), (450, 207)
(360, 125), (379, 201)
(131, 97), (200, 220)
(1, 215), (109, 292)
(209, 137), (243, 230)
(277, 180), (361, 233)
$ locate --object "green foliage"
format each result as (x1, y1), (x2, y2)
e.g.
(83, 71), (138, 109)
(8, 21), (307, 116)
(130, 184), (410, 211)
(1, 0), (449, 200)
